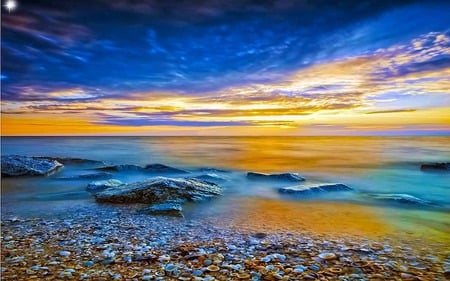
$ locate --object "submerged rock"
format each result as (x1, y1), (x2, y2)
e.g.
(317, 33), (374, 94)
(247, 172), (305, 182)
(140, 202), (184, 217)
(144, 163), (189, 174)
(95, 177), (221, 204)
(369, 193), (431, 205)
(190, 173), (227, 184)
(87, 179), (124, 192)
(58, 172), (113, 180)
(1, 155), (63, 177)
(95, 164), (143, 172)
(278, 183), (352, 195)
(33, 157), (103, 165)
(420, 162), (450, 172)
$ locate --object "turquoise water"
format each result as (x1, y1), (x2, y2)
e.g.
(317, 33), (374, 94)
(1, 136), (449, 235)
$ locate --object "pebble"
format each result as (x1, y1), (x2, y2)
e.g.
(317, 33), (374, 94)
(58, 250), (71, 257)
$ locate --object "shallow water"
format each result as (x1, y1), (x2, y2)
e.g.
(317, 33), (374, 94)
(1, 136), (449, 242)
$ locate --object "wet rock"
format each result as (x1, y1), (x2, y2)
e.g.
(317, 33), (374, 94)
(190, 173), (227, 184)
(278, 183), (352, 195)
(140, 202), (184, 217)
(252, 232), (268, 239)
(95, 164), (143, 172)
(33, 157), (103, 165)
(420, 162), (450, 172)
(196, 167), (230, 173)
(87, 179), (124, 192)
(144, 163), (189, 174)
(369, 193), (432, 205)
(58, 172), (113, 180)
(247, 172), (305, 182)
(1, 155), (63, 177)
(95, 177), (222, 204)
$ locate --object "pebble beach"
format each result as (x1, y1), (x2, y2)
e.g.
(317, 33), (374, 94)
(2, 203), (450, 281)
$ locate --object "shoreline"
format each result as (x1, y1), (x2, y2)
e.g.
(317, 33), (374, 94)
(2, 204), (449, 280)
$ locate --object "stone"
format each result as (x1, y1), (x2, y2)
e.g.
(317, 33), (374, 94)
(94, 177), (221, 204)
(58, 172), (113, 180)
(95, 164), (143, 172)
(144, 163), (189, 174)
(278, 183), (352, 195)
(87, 179), (124, 191)
(369, 193), (432, 205)
(140, 202), (184, 217)
(33, 157), (103, 165)
(247, 172), (305, 182)
(190, 173), (227, 184)
(1, 155), (63, 177)
(420, 162), (450, 171)
(59, 251), (71, 257)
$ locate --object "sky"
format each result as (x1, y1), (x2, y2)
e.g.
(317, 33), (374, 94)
(1, 0), (449, 136)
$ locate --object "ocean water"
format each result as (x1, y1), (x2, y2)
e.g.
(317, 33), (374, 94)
(1, 136), (449, 240)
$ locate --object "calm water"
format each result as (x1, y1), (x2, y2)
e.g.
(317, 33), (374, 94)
(1, 136), (450, 240)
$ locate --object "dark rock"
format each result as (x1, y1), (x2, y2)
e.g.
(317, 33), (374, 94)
(252, 232), (268, 239)
(95, 177), (221, 204)
(420, 162), (450, 171)
(87, 179), (124, 192)
(1, 155), (63, 177)
(33, 157), (103, 165)
(247, 172), (305, 182)
(58, 172), (113, 180)
(278, 183), (352, 194)
(196, 167), (230, 173)
(369, 193), (431, 205)
(144, 163), (189, 174)
(95, 164), (143, 172)
(140, 202), (184, 217)
(190, 173), (227, 184)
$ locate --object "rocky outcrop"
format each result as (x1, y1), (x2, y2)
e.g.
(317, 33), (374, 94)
(33, 157), (103, 165)
(140, 202), (184, 217)
(144, 164), (189, 174)
(87, 179), (123, 192)
(247, 172), (305, 182)
(369, 193), (431, 205)
(420, 162), (450, 172)
(95, 177), (221, 204)
(95, 164), (143, 172)
(58, 172), (113, 180)
(278, 183), (352, 195)
(1, 155), (63, 177)
(190, 173), (227, 184)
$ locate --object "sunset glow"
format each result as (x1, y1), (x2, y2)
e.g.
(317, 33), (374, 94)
(1, 1), (449, 135)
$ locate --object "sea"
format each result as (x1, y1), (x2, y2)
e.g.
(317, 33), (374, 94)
(1, 136), (449, 241)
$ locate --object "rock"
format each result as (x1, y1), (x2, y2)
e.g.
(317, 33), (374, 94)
(190, 173), (227, 184)
(196, 167), (230, 173)
(278, 183), (352, 195)
(252, 232), (268, 239)
(369, 193), (431, 205)
(58, 172), (113, 180)
(87, 179), (124, 191)
(144, 163), (189, 174)
(1, 155), (63, 177)
(94, 177), (221, 204)
(33, 157), (103, 165)
(247, 172), (305, 182)
(59, 251), (71, 257)
(95, 164), (143, 172)
(420, 162), (450, 171)
(140, 202), (184, 217)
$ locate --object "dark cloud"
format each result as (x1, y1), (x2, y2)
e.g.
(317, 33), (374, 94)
(3, 0), (448, 98)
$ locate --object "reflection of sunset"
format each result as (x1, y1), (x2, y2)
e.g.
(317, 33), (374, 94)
(231, 198), (392, 238)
